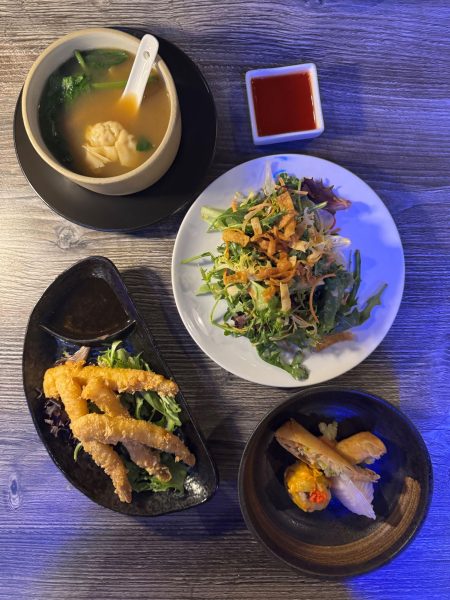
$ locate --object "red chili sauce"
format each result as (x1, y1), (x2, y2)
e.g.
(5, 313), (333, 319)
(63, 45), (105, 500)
(251, 72), (316, 137)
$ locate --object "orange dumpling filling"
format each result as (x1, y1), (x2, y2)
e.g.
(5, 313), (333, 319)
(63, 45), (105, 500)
(284, 461), (331, 512)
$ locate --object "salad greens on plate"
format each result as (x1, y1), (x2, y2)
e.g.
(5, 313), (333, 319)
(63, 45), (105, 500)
(183, 172), (386, 380)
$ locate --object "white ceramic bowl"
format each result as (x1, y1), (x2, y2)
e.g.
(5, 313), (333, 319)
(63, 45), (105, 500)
(22, 28), (182, 195)
(245, 63), (324, 145)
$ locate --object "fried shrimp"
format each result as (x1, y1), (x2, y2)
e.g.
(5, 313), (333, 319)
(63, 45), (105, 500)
(45, 366), (132, 503)
(43, 361), (85, 407)
(81, 378), (171, 482)
(81, 365), (179, 396)
(45, 363), (178, 397)
(45, 367), (88, 422)
(125, 442), (171, 482)
(83, 440), (132, 503)
(43, 357), (192, 503)
(71, 414), (196, 467)
(81, 377), (129, 417)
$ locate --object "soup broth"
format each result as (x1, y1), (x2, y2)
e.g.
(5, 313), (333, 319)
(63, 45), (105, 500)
(39, 49), (171, 177)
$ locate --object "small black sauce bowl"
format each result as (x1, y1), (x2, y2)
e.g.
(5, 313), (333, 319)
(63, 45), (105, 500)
(39, 320), (136, 347)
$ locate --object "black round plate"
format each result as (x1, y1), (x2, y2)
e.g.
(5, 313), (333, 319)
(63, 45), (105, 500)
(14, 28), (217, 232)
(238, 388), (432, 578)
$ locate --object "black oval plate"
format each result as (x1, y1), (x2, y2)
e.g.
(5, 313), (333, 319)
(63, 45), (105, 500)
(238, 388), (432, 577)
(22, 256), (218, 515)
(14, 28), (217, 232)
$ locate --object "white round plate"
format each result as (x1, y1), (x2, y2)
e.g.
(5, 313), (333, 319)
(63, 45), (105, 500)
(171, 154), (404, 387)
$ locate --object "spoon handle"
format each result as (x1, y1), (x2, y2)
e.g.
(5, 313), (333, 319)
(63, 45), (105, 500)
(121, 34), (159, 109)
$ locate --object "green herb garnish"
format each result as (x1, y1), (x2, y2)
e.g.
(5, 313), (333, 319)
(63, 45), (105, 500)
(136, 137), (153, 152)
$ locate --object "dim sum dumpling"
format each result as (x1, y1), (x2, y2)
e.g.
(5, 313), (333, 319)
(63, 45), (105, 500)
(115, 128), (139, 168)
(83, 121), (139, 170)
(82, 145), (111, 170)
(86, 121), (123, 147)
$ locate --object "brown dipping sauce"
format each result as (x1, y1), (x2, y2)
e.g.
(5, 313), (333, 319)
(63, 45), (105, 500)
(49, 277), (128, 339)
(251, 72), (316, 136)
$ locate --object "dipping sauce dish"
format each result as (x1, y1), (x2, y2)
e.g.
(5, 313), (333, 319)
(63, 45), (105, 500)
(245, 63), (324, 145)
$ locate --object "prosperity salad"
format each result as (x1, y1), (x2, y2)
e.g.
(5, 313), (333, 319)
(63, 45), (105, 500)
(183, 171), (386, 380)
(43, 342), (194, 503)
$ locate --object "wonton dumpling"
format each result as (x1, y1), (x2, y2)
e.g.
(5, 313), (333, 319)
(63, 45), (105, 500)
(82, 145), (111, 170)
(115, 128), (139, 168)
(86, 121), (123, 147)
(83, 121), (139, 171)
(82, 144), (119, 170)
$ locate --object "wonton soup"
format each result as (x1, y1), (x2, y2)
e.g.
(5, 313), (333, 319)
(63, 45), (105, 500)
(38, 49), (171, 178)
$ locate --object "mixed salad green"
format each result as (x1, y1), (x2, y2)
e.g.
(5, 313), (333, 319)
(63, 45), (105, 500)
(183, 172), (386, 380)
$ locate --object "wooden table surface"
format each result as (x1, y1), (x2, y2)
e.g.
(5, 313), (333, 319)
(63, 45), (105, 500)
(1, 1), (449, 598)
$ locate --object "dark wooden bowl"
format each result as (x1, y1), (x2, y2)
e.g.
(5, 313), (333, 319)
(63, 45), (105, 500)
(238, 388), (432, 577)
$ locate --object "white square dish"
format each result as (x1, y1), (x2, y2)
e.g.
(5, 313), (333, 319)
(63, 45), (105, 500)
(245, 63), (324, 145)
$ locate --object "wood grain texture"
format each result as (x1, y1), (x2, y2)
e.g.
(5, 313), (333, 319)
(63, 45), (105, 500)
(1, 1), (450, 598)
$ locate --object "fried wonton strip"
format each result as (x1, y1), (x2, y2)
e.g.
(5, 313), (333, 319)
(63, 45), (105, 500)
(309, 274), (336, 324)
(263, 285), (277, 302)
(277, 191), (295, 212)
(46, 369), (132, 503)
(280, 282), (291, 312)
(291, 239), (309, 252)
(278, 212), (295, 231)
(71, 414), (196, 467)
(314, 331), (354, 351)
(83, 440), (132, 503)
(81, 379), (171, 482)
(79, 366), (179, 397)
(223, 270), (248, 286)
(251, 216), (262, 236)
(222, 228), (250, 247)
(267, 236), (277, 257)
(243, 202), (270, 223)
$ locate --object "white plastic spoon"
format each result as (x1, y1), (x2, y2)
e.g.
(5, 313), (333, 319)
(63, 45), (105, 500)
(120, 34), (159, 111)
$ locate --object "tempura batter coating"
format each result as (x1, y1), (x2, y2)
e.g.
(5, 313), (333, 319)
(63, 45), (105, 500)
(83, 440), (132, 503)
(43, 361), (85, 403)
(45, 362), (178, 397)
(45, 365), (132, 503)
(81, 377), (129, 417)
(81, 365), (179, 397)
(43, 361), (190, 502)
(125, 442), (171, 482)
(46, 367), (88, 422)
(71, 414), (196, 467)
(82, 378), (171, 481)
